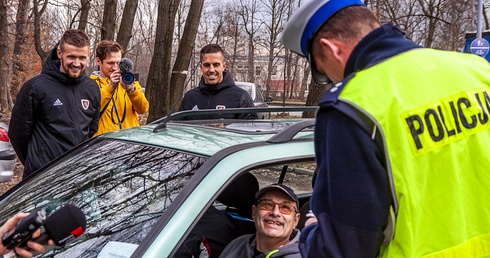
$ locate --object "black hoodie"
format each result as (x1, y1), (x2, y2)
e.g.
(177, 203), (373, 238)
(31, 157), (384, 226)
(9, 48), (100, 178)
(180, 71), (256, 119)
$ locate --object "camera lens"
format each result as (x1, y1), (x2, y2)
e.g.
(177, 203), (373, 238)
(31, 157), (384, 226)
(122, 73), (135, 85)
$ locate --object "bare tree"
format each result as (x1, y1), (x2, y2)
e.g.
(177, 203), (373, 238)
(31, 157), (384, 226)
(33, 0), (50, 63)
(0, 0), (10, 112)
(10, 0), (31, 104)
(78, 0), (90, 31)
(219, 4), (245, 79)
(237, 0), (261, 83)
(169, 0), (204, 111)
(259, 0), (288, 97)
(101, 0), (117, 40)
(116, 0), (139, 52)
(146, 0), (181, 123)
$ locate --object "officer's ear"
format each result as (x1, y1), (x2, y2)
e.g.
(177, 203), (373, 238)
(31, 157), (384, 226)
(319, 38), (342, 63)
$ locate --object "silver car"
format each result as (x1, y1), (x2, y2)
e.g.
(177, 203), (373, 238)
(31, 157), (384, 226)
(235, 81), (273, 119)
(0, 115), (16, 182)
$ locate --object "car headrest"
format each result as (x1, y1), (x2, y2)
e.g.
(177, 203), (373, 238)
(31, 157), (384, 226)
(217, 172), (259, 211)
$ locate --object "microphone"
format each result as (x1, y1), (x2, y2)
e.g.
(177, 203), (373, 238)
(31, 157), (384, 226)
(40, 204), (87, 246)
(18, 204), (87, 248)
(118, 58), (134, 74)
(119, 58), (135, 85)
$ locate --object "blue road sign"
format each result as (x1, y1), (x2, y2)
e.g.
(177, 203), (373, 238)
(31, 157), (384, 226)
(470, 38), (490, 57)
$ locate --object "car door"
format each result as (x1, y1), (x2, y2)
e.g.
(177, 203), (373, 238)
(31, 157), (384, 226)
(132, 140), (315, 257)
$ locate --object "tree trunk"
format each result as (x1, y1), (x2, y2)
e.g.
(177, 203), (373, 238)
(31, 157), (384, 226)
(0, 0), (10, 112)
(300, 60), (310, 101)
(116, 0), (139, 52)
(10, 0), (30, 104)
(78, 0), (90, 32)
(146, 0), (181, 123)
(33, 0), (49, 63)
(303, 78), (332, 118)
(101, 0), (117, 41)
(169, 0), (204, 112)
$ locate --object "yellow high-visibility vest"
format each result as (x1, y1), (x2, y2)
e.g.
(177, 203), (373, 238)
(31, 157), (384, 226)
(337, 48), (490, 257)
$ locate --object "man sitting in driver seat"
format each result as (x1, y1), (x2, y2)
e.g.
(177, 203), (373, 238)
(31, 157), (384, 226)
(219, 183), (301, 258)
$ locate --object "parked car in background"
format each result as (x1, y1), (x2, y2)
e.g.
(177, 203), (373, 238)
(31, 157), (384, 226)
(235, 82), (273, 119)
(0, 115), (16, 182)
(0, 107), (317, 258)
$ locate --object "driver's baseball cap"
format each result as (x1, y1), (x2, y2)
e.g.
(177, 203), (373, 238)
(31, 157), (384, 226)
(282, 0), (365, 57)
(255, 183), (299, 210)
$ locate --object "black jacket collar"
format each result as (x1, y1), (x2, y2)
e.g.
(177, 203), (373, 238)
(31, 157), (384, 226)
(344, 22), (422, 77)
(198, 70), (235, 94)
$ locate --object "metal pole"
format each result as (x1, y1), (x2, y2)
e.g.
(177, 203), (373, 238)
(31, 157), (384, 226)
(477, 0), (483, 38)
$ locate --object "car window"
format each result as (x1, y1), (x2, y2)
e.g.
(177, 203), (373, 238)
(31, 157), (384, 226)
(254, 85), (265, 103)
(0, 139), (207, 257)
(250, 162), (315, 194)
(177, 161), (314, 258)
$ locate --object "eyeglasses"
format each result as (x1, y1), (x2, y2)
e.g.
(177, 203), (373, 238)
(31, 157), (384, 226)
(257, 199), (297, 215)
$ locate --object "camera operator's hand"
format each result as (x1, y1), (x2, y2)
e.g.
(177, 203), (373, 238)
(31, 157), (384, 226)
(0, 213), (54, 257)
(109, 71), (121, 90)
(120, 80), (135, 94)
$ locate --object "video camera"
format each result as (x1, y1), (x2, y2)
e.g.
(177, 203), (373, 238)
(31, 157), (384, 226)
(119, 57), (135, 85)
(2, 204), (87, 250)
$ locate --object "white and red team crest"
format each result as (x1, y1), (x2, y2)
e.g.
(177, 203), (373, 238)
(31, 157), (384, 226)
(81, 99), (90, 110)
(216, 105), (226, 110)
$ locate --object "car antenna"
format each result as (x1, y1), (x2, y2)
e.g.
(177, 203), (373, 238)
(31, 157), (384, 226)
(154, 22), (223, 132)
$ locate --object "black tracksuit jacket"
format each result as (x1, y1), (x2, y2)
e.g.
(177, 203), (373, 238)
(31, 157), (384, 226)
(9, 48), (100, 177)
(180, 71), (256, 120)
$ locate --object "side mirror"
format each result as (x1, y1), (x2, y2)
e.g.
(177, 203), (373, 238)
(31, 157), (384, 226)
(265, 97), (273, 102)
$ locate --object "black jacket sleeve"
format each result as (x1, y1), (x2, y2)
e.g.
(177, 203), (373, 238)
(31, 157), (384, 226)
(237, 93), (258, 119)
(8, 81), (37, 164)
(89, 95), (100, 138)
(300, 108), (392, 257)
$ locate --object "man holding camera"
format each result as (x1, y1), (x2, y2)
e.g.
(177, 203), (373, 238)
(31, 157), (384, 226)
(91, 40), (149, 136)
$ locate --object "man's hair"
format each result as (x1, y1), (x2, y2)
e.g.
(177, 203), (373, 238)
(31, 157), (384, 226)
(200, 44), (226, 62)
(95, 40), (123, 62)
(311, 6), (380, 55)
(59, 29), (90, 51)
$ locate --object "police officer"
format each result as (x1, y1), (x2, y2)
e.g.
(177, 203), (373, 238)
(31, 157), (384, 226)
(282, 0), (490, 257)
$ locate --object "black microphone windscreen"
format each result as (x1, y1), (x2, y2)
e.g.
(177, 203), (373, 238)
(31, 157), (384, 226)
(119, 58), (134, 73)
(43, 204), (87, 246)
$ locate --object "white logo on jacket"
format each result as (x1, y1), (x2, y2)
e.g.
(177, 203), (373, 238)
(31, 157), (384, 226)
(216, 105), (226, 110)
(81, 99), (90, 110)
(53, 99), (63, 106)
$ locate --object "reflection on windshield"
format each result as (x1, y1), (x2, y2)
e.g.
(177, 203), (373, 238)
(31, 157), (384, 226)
(0, 139), (207, 257)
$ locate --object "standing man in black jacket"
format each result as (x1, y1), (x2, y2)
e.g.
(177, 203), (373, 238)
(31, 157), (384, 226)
(180, 44), (256, 120)
(9, 29), (100, 178)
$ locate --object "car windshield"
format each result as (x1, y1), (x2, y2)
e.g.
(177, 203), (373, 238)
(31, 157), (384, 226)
(0, 139), (207, 257)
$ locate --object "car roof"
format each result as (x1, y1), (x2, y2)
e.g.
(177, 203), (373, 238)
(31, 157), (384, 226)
(98, 107), (317, 157)
(234, 81), (255, 87)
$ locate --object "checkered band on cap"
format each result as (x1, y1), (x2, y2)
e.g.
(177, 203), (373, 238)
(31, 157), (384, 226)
(282, 0), (365, 57)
